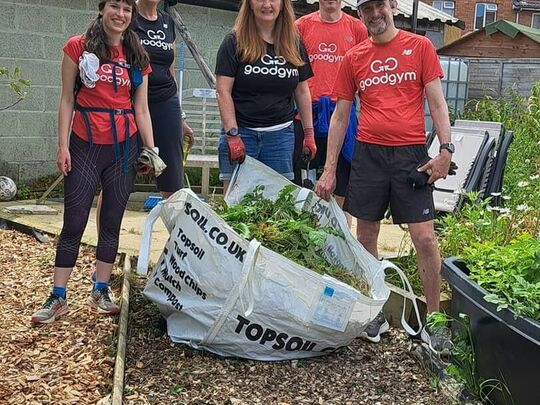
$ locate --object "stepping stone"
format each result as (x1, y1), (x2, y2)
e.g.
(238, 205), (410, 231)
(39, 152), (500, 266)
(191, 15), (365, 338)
(3, 204), (59, 215)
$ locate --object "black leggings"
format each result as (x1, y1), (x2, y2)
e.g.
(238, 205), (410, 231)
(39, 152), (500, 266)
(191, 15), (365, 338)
(55, 133), (140, 267)
(149, 94), (184, 192)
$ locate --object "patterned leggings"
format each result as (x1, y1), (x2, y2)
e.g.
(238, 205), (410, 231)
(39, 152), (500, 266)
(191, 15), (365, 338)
(55, 133), (139, 267)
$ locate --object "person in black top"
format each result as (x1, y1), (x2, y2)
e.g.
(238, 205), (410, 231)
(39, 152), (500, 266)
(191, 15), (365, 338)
(135, 0), (194, 197)
(89, 0), (194, 285)
(215, 0), (316, 192)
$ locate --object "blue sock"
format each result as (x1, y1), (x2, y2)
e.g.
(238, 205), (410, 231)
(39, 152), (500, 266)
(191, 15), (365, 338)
(94, 281), (108, 291)
(52, 286), (66, 299)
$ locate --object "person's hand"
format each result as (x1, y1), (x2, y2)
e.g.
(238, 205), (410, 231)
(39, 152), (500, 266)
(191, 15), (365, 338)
(226, 135), (245, 164)
(302, 127), (317, 161)
(183, 122), (195, 150)
(417, 151), (452, 184)
(57, 146), (71, 176)
(314, 168), (336, 201)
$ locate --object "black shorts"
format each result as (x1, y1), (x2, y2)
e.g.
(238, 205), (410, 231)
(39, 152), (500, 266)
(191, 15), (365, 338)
(149, 94), (184, 192)
(343, 142), (435, 224)
(292, 119), (350, 197)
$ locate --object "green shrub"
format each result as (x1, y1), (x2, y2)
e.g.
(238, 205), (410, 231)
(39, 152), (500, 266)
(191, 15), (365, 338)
(437, 82), (540, 319)
(0, 66), (30, 111)
(461, 233), (540, 321)
(15, 175), (65, 200)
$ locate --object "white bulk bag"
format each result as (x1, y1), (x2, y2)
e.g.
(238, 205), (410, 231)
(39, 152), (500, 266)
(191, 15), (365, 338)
(138, 157), (420, 360)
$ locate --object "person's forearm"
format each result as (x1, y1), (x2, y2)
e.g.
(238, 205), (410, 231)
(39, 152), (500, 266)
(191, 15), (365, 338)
(216, 91), (237, 131)
(324, 110), (348, 171)
(425, 79), (451, 146)
(431, 103), (451, 145)
(294, 82), (313, 129)
(135, 110), (155, 148)
(57, 97), (74, 149)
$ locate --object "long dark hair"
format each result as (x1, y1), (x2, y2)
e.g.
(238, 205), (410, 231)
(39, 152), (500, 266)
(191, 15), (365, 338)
(83, 0), (149, 68)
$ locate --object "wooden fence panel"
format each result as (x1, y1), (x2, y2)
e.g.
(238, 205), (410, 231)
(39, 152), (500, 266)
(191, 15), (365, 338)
(467, 58), (540, 99)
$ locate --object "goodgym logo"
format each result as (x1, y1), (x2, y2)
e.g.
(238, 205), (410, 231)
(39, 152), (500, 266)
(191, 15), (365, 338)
(370, 57), (398, 73)
(310, 42), (343, 63)
(318, 42), (337, 53)
(261, 54), (287, 66)
(244, 54), (298, 79)
(141, 29), (173, 50)
(359, 57), (417, 91)
(98, 62), (130, 87)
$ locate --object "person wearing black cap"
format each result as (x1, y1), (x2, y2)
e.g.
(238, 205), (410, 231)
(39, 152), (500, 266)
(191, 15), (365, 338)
(315, 0), (453, 355)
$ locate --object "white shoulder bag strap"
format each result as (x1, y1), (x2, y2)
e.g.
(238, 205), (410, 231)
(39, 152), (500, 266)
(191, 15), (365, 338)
(201, 239), (261, 345)
(136, 203), (163, 276)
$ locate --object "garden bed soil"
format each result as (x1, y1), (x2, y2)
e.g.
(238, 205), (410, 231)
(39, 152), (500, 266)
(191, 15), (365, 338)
(0, 229), (120, 404)
(125, 278), (450, 405)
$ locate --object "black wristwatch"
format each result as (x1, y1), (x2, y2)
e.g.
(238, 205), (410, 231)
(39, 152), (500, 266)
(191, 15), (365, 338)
(226, 127), (239, 137)
(439, 142), (455, 154)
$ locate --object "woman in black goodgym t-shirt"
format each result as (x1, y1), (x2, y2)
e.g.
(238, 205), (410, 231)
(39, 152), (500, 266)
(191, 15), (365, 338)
(215, 0), (316, 191)
(134, 0), (194, 197)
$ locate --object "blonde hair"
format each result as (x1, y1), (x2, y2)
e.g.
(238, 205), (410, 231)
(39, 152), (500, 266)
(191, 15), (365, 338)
(233, 0), (304, 66)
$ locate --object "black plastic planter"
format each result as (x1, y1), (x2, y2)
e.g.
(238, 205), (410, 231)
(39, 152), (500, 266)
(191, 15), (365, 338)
(442, 257), (540, 405)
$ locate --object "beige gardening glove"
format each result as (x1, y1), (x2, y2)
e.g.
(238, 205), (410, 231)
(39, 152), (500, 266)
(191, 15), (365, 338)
(137, 147), (167, 177)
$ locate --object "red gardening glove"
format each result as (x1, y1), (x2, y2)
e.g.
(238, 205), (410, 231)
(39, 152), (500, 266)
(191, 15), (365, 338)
(302, 127), (317, 161)
(226, 135), (246, 164)
(136, 163), (152, 176)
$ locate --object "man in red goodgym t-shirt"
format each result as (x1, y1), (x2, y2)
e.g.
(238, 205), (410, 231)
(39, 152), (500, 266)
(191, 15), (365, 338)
(294, 0), (367, 226)
(315, 0), (453, 355)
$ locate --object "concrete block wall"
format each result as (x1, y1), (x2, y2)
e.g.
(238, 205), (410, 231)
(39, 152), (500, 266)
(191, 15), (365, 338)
(0, 0), (234, 183)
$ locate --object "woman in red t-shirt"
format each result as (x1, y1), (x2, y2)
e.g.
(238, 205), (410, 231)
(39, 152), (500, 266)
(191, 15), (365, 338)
(32, 0), (155, 324)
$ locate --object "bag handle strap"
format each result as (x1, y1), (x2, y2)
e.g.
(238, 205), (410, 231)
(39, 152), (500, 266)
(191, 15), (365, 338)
(382, 260), (423, 336)
(201, 239), (261, 345)
(136, 202), (163, 275)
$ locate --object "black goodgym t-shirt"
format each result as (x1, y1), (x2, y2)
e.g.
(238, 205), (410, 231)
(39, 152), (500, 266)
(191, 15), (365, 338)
(215, 33), (313, 128)
(133, 10), (177, 103)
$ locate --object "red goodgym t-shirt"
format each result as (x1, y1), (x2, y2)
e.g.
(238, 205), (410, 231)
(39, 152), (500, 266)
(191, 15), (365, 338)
(332, 30), (443, 146)
(295, 12), (367, 102)
(63, 35), (151, 144)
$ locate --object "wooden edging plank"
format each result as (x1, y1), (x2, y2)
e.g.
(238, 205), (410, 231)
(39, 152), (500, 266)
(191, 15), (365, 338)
(111, 255), (132, 405)
(412, 345), (482, 405)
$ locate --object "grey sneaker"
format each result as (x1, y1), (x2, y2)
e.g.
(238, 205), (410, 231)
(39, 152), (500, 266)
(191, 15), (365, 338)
(360, 312), (390, 343)
(421, 324), (453, 356)
(31, 294), (68, 324)
(87, 287), (120, 315)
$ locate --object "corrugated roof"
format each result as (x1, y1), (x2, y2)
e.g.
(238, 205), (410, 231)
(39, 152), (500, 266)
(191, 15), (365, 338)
(485, 19), (540, 44)
(513, 0), (540, 11)
(301, 0), (462, 26)
(437, 19), (540, 55)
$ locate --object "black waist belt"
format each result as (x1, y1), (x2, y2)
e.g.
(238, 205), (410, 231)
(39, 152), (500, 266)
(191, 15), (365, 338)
(75, 103), (135, 173)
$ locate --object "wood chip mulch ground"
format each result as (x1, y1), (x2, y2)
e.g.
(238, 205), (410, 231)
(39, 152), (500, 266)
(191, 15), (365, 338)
(0, 229), (120, 404)
(125, 278), (450, 405)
